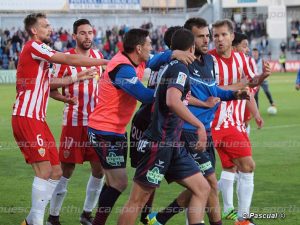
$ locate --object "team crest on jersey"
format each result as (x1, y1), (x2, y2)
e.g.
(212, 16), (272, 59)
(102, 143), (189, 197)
(176, 72), (187, 86)
(38, 148), (46, 157)
(63, 150), (70, 159)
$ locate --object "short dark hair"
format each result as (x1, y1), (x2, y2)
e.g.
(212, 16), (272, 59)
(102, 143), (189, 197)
(212, 19), (234, 33)
(73, 19), (92, 34)
(163, 26), (182, 49)
(232, 32), (248, 46)
(171, 28), (195, 51)
(252, 48), (259, 51)
(184, 17), (208, 31)
(123, 29), (149, 53)
(24, 13), (47, 36)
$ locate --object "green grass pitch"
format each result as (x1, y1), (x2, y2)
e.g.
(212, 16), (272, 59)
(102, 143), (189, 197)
(0, 72), (299, 224)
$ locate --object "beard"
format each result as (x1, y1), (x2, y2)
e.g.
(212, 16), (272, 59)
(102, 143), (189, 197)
(195, 47), (203, 57)
(78, 41), (92, 50)
(42, 36), (52, 45)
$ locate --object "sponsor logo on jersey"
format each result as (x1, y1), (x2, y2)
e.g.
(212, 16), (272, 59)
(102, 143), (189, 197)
(106, 152), (125, 166)
(146, 167), (164, 185)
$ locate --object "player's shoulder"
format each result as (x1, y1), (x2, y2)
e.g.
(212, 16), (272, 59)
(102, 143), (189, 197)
(233, 51), (246, 59)
(168, 59), (188, 74)
(90, 49), (104, 59)
(208, 49), (218, 57)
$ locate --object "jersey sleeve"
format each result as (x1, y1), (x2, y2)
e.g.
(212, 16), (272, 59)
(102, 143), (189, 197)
(114, 65), (154, 103)
(249, 57), (258, 76)
(30, 41), (56, 61)
(167, 62), (189, 93)
(241, 52), (256, 80)
(51, 63), (68, 78)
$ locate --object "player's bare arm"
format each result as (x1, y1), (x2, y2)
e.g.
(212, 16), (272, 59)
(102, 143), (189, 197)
(172, 50), (196, 65)
(50, 52), (109, 67)
(246, 94), (264, 129)
(50, 68), (98, 89)
(248, 61), (272, 88)
(166, 87), (206, 151)
(50, 89), (78, 105)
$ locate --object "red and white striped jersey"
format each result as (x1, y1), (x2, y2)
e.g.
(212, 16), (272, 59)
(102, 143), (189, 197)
(12, 40), (56, 121)
(248, 56), (258, 76)
(51, 48), (103, 126)
(209, 49), (255, 132)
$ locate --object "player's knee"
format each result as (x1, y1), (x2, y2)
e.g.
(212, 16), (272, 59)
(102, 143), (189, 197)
(177, 190), (192, 208)
(37, 168), (52, 180)
(51, 166), (63, 180)
(194, 178), (211, 197)
(239, 160), (255, 173)
(207, 176), (218, 194)
(91, 166), (104, 179)
(112, 177), (128, 192)
(61, 164), (75, 178)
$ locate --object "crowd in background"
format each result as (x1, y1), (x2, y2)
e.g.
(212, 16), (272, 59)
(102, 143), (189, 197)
(0, 18), (299, 70)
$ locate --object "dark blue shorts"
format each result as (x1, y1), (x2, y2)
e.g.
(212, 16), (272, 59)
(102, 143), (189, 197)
(129, 108), (151, 168)
(134, 138), (200, 188)
(181, 130), (215, 177)
(88, 128), (127, 169)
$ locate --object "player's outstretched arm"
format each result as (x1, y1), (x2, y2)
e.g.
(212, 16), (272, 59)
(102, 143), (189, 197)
(50, 52), (109, 67)
(166, 87), (206, 151)
(50, 68), (98, 89)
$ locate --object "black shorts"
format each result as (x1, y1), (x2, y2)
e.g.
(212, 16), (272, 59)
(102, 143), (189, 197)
(88, 128), (127, 169)
(134, 138), (200, 188)
(130, 104), (152, 168)
(181, 130), (215, 177)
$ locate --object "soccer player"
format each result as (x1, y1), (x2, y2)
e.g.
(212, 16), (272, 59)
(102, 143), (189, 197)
(232, 32), (264, 133)
(117, 28), (210, 225)
(210, 19), (271, 225)
(145, 17), (250, 225)
(251, 48), (276, 108)
(87, 28), (189, 225)
(129, 25), (182, 225)
(12, 13), (107, 225)
(46, 19), (105, 225)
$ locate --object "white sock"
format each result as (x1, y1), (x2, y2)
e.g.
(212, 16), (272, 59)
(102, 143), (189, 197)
(26, 177), (52, 225)
(83, 175), (104, 212)
(236, 172), (240, 203)
(49, 176), (69, 216)
(237, 172), (254, 219)
(219, 171), (235, 213)
(185, 209), (189, 225)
